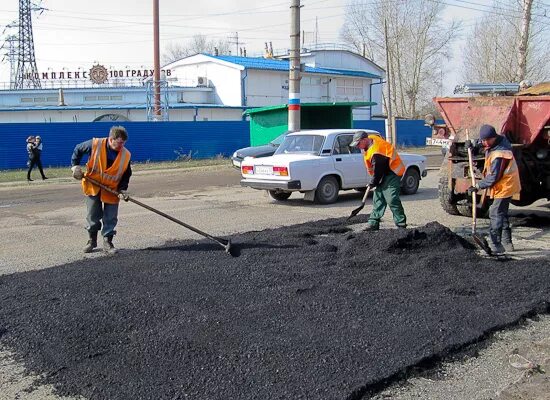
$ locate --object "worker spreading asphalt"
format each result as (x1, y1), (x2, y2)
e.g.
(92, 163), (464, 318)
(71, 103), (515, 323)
(1, 216), (549, 400)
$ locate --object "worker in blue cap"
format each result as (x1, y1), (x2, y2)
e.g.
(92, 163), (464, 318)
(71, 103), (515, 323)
(467, 125), (521, 254)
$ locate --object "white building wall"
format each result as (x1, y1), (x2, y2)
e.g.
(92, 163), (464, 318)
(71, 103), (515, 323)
(301, 50), (384, 78)
(170, 62), (242, 106)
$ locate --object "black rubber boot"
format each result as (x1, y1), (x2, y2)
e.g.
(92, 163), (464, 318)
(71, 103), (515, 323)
(103, 235), (118, 254)
(502, 228), (514, 252)
(83, 232), (98, 253)
(487, 229), (505, 255)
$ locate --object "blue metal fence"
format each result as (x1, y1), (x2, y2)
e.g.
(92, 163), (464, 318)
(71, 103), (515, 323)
(1, 119), (431, 170)
(354, 119), (432, 147)
(0, 121), (250, 170)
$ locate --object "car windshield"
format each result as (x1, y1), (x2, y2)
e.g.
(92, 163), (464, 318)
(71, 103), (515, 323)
(275, 135), (325, 155)
(269, 132), (289, 146)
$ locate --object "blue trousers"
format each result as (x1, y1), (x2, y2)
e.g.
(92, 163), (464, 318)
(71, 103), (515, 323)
(85, 194), (119, 237)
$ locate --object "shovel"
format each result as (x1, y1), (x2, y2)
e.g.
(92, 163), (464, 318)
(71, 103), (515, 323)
(84, 176), (234, 256)
(347, 186), (371, 221)
(466, 131), (492, 256)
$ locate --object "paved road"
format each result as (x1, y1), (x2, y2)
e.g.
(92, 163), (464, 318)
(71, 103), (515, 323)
(1, 163), (549, 399)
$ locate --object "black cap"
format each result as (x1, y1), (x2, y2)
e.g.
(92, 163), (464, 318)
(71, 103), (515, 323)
(350, 131), (370, 147)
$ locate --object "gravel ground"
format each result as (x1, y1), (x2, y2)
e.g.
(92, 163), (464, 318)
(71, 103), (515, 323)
(1, 218), (549, 400)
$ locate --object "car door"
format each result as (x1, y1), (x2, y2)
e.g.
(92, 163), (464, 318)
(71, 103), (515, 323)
(331, 134), (368, 188)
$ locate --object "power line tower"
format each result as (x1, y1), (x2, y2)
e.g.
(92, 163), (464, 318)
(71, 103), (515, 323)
(14, 0), (44, 89)
(1, 35), (18, 89)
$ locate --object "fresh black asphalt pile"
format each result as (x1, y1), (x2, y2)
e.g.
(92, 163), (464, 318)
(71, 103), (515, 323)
(1, 216), (550, 400)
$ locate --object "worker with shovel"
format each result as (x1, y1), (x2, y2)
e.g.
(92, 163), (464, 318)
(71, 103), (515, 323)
(350, 131), (407, 230)
(467, 125), (521, 255)
(71, 126), (132, 254)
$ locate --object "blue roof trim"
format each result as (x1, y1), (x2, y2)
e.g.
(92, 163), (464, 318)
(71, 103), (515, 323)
(210, 55), (381, 79)
(0, 104), (250, 112)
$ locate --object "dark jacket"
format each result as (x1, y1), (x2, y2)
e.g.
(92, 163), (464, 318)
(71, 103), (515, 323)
(477, 136), (512, 190)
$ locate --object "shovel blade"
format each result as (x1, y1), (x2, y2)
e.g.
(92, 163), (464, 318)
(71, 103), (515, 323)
(473, 234), (492, 256)
(347, 204), (365, 221)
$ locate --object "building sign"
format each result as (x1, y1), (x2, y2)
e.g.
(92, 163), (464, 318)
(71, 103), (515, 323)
(23, 63), (172, 84)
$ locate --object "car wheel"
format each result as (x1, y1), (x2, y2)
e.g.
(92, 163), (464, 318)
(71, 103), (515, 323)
(314, 176), (339, 204)
(401, 168), (420, 195)
(268, 190), (292, 201)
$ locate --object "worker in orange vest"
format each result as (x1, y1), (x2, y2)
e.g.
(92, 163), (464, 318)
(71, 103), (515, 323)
(350, 131), (407, 230)
(467, 124), (521, 255)
(71, 126), (132, 254)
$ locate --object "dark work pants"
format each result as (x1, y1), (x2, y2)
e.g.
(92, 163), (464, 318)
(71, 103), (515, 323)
(489, 197), (511, 243)
(27, 157), (46, 179)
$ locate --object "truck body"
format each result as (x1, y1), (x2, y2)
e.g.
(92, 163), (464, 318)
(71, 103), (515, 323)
(428, 84), (550, 215)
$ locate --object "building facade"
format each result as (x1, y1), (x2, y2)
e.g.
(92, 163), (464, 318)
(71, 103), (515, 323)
(0, 50), (384, 123)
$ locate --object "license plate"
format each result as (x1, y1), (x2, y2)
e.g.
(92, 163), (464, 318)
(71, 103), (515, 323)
(254, 165), (273, 175)
(426, 138), (451, 146)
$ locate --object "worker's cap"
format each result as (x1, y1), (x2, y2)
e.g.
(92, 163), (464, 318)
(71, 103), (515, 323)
(35, 135), (41, 140)
(26, 136), (34, 142)
(350, 131), (370, 147)
(479, 125), (497, 140)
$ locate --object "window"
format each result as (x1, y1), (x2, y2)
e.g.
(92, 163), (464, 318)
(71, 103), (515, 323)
(20, 98), (33, 103)
(275, 135), (325, 155)
(98, 95), (110, 101)
(84, 96), (97, 101)
(110, 95), (123, 101)
(336, 78), (364, 98)
(332, 134), (361, 155)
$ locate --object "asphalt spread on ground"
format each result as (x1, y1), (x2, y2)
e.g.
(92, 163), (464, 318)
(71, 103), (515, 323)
(1, 216), (549, 400)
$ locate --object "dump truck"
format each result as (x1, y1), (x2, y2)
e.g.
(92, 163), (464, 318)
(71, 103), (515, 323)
(425, 82), (550, 216)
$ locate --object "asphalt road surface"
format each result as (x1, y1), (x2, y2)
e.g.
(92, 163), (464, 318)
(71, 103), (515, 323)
(1, 162), (549, 399)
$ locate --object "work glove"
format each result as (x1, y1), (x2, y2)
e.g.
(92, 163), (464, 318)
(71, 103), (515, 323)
(118, 190), (129, 202)
(467, 185), (478, 196)
(464, 139), (473, 149)
(71, 165), (83, 180)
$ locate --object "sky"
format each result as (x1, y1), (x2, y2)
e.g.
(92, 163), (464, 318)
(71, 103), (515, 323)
(0, 0), (506, 95)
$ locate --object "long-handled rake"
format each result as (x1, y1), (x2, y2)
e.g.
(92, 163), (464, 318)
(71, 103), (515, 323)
(84, 176), (234, 256)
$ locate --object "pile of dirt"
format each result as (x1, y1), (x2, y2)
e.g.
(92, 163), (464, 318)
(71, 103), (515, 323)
(1, 217), (549, 400)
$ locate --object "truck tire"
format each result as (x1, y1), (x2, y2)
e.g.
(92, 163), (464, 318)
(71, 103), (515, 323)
(268, 190), (291, 201)
(401, 168), (420, 195)
(456, 201), (490, 218)
(438, 160), (460, 215)
(314, 176), (339, 204)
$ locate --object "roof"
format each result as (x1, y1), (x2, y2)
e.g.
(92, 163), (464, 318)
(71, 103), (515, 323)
(209, 55), (381, 79)
(0, 103), (249, 112)
(286, 129), (380, 137)
(244, 102), (376, 115)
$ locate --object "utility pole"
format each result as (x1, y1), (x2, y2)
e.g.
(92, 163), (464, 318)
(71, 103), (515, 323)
(383, 18), (394, 144)
(229, 32), (240, 56)
(153, 0), (161, 119)
(515, 0), (533, 83)
(288, 0), (301, 132)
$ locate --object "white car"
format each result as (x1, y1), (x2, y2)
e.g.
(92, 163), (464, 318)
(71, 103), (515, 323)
(240, 129), (428, 204)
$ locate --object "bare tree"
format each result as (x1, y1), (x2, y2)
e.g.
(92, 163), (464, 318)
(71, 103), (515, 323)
(162, 34), (231, 64)
(461, 0), (549, 84)
(341, 0), (459, 118)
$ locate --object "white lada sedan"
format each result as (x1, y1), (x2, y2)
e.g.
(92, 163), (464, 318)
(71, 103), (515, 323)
(240, 129), (427, 204)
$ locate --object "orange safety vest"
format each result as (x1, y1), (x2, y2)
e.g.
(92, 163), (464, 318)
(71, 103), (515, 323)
(81, 138), (131, 204)
(483, 149), (521, 199)
(363, 135), (405, 177)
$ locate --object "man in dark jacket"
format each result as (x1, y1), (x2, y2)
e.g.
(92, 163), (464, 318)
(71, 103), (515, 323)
(467, 125), (521, 255)
(71, 126), (132, 254)
(26, 135), (47, 181)
(350, 131), (407, 230)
